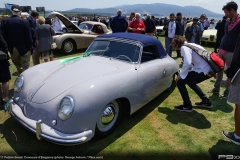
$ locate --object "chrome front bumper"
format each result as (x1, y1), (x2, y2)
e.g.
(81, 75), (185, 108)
(7, 100), (93, 145)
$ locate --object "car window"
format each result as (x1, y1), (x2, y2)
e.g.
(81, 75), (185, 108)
(85, 40), (140, 63)
(91, 25), (104, 34)
(141, 45), (159, 63)
(79, 23), (93, 30)
(208, 23), (216, 29)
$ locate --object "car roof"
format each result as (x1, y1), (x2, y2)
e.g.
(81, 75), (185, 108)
(81, 21), (110, 33)
(97, 33), (167, 58)
(81, 21), (103, 25)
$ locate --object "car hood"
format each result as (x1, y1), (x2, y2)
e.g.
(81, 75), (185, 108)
(45, 11), (82, 33)
(28, 57), (119, 103)
(203, 30), (217, 37)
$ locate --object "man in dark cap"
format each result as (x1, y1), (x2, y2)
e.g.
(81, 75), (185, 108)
(144, 14), (156, 36)
(176, 12), (185, 57)
(27, 10), (39, 65)
(185, 17), (201, 44)
(198, 14), (207, 44)
(1, 4), (32, 74)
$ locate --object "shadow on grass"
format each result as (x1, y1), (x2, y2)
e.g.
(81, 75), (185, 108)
(209, 140), (240, 159)
(0, 83), (176, 156)
(12, 72), (19, 76)
(0, 104), (4, 111)
(208, 93), (233, 113)
(158, 107), (211, 129)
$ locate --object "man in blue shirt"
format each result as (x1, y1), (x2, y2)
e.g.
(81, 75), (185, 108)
(110, 10), (128, 33)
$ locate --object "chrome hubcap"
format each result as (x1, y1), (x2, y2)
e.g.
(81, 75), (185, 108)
(64, 42), (73, 53)
(101, 106), (115, 125)
(97, 101), (119, 132)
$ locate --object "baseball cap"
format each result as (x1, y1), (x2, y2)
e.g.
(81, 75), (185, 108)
(11, 4), (21, 12)
(193, 17), (199, 21)
(177, 12), (182, 16)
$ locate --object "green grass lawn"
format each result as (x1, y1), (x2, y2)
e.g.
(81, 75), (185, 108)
(0, 36), (239, 159)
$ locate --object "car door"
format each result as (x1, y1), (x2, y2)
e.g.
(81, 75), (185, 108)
(136, 45), (169, 109)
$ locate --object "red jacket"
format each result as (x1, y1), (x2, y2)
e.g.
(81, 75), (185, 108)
(128, 20), (145, 34)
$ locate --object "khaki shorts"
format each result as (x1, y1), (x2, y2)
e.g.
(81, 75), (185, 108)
(228, 71), (240, 105)
(11, 47), (30, 74)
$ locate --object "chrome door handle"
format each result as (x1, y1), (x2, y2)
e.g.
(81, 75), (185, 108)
(163, 69), (167, 75)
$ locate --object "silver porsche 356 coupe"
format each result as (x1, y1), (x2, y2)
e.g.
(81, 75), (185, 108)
(7, 33), (179, 145)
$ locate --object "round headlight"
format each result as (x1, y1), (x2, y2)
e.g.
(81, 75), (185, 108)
(58, 96), (75, 121)
(14, 76), (24, 92)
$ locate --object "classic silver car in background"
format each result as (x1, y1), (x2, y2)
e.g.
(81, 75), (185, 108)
(156, 26), (165, 36)
(201, 23), (217, 45)
(79, 21), (111, 35)
(46, 12), (111, 54)
(8, 33), (179, 145)
(62, 21), (78, 33)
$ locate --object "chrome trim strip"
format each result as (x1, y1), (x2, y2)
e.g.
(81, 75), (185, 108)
(10, 111), (89, 145)
(95, 37), (144, 47)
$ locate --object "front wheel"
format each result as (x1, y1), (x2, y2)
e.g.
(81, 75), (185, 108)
(61, 39), (76, 54)
(95, 100), (122, 137)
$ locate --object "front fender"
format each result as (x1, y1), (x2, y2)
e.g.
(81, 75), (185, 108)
(53, 67), (139, 134)
(55, 34), (97, 50)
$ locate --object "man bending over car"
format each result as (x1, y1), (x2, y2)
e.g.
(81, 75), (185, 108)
(172, 35), (213, 112)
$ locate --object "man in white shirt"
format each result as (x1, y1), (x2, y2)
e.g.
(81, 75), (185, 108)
(172, 35), (213, 112)
(163, 13), (179, 57)
(52, 16), (62, 32)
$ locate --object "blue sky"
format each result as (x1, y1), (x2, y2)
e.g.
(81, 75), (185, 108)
(1, 0), (230, 14)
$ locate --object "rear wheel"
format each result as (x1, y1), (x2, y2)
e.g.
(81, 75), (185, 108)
(61, 39), (76, 54)
(95, 100), (122, 137)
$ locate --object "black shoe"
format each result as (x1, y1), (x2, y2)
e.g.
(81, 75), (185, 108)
(207, 88), (219, 93)
(220, 91), (229, 98)
(174, 105), (193, 112)
(222, 130), (240, 145)
(195, 100), (212, 108)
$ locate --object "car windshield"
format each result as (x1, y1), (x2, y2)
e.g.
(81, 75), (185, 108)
(208, 23), (216, 29)
(85, 40), (140, 63)
(79, 23), (93, 30)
